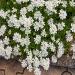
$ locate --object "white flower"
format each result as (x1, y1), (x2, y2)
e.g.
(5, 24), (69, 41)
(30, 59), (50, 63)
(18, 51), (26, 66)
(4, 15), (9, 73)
(45, 1), (54, 12)
(22, 0), (29, 3)
(49, 42), (56, 52)
(49, 23), (57, 35)
(31, 0), (45, 7)
(34, 11), (44, 21)
(16, 0), (29, 4)
(16, 0), (22, 4)
(20, 7), (27, 16)
(26, 51), (33, 64)
(33, 49), (40, 56)
(26, 51), (33, 71)
(3, 36), (9, 45)
(19, 16), (32, 29)
(45, 0), (59, 13)
(40, 58), (50, 70)
(51, 55), (57, 63)
(12, 7), (17, 13)
(57, 42), (64, 58)
(27, 64), (33, 72)
(0, 10), (7, 19)
(0, 25), (6, 36)
(33, 57), (40, 68)
(66, 31), (73, 42)
(57, 22), (65, 31)
(48, 18), (57, 35)
(48, 18), (54, 25)
(61, 1), (67, 8)
(37, 51), (42, 57)
(34, 21), (44, 31)
(41, 29), (47, 37)
(59, 9), (67, 20)
(34, 35), (41, 44)
(0, 44), (5, 57)
(25, 28), (31, 35)
(70, 0), (75, 7)
(34, 68), (41, 75)
(24, 36), (30, 46)
(20, 36), (30, 46)
(0, 40), (4, 47)
(41, 41), (49, 51)
(5, 46), (12, 59)
(40, 41), (49, 57)
(20, 38), (25, 46)
(13, 33), (21, 43)
(71, 23), (75, 32)
(34, 11), (41, 19)
(8, 15), (20, 28)
(27, 4), (34, 12)
(41, 50), (48, 57)
(21, 59), (27, 68)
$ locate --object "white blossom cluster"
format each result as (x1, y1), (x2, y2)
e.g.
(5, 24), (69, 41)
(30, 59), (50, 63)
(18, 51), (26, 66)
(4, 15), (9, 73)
(0, 0), (75, 75)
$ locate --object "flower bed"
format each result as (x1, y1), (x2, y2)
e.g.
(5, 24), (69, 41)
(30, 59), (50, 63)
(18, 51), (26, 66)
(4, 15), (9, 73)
(0, 0), (75, 75)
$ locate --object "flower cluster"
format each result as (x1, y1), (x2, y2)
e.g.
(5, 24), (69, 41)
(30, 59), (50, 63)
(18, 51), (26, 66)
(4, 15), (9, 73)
(0, 0), (75, 75)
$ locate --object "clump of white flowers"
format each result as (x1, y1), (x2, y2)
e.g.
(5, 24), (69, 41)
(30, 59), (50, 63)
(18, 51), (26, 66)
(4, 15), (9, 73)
(45, 0), (60, 13)
(48, 19), (57, 35)
(57, 42), (64, 58)
(71, 23), (75, 32)
(34, 35), (41, 44)
(66, 31), (73, 42)
(59, 9), (67, 20)
(0, 10), (8, 19)
(0, 25), (6, 36)
(51, 55), (57, 63)
(0, 0), (75, 75)
(49, 23), (57, 35)
(57, 22), (65, 31)
(13, 32), (21, 43)
(16, 0), (29, 4)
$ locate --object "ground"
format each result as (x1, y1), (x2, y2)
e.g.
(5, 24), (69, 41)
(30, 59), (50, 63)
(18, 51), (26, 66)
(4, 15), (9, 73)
(0, 58), (75, 75)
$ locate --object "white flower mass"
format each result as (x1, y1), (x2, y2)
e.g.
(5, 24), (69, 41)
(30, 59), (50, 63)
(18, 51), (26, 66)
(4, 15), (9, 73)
(59, 9), (67, 20)
(0, 0), (75, 75)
